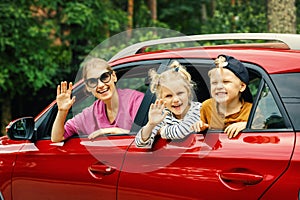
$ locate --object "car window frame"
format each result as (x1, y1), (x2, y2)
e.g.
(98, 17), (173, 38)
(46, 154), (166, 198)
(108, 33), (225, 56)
(35, 59), (172, 139)
(244, 63), (293, 132)
(34, 59), (295, 141)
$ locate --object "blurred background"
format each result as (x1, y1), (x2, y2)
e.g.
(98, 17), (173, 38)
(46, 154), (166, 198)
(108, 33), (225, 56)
(0, 0), (299, 135)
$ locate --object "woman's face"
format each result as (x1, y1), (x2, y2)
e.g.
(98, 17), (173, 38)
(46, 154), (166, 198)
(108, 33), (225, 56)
(210, 68), (246, 104)
(85, 66), (117, 102)
(160, 79), (190, 119)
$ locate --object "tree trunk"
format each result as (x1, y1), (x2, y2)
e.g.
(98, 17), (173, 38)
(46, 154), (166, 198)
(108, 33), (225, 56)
(210, 0), (216, 17)
(267, 0), (296, 33)
(127, 0), (134, 38)
(1, 99), (11, 136)
(201, 3), (207, 22)
(148, 0), (157, 21)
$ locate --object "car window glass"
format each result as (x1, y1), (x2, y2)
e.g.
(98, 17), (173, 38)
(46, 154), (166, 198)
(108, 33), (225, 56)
(116, 66), (149, 93)
(250, 82), (286, 129)
(180, 62), (211, 103)
(271, 73), (300, 130)
(248, 72), (262, 101)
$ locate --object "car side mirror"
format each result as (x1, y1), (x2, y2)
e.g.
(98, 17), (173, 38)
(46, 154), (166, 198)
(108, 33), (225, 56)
(6, 117), (35, 140)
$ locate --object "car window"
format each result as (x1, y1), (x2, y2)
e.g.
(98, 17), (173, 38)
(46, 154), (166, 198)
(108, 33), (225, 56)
(178, 61), (211, 103)
(69, 62), (161, 137)
(250, 82), (287, 129)
(69, 63), (159, 118)
(271, 73), (300, 130)
(34, 62), (163, 139)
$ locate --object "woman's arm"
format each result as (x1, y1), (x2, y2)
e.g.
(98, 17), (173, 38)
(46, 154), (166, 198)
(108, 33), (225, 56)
(51, 82), (75, 142)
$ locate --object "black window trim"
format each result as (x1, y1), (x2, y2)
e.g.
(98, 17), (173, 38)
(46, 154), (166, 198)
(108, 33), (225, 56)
(244, 63), (293, 132)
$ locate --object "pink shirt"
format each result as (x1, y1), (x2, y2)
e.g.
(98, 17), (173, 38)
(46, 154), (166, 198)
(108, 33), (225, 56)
(63, 89), (144, 139)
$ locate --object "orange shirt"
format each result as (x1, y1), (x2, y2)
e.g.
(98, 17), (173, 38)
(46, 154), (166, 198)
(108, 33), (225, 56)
(200, 98), (252, 130)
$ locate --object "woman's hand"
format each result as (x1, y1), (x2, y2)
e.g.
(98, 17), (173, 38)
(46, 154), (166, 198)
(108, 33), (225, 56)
(88, 128), (130, 140)
(190, 120), (209, 132)
(56, 81), (76, 111)
(148, 99), (168, 126)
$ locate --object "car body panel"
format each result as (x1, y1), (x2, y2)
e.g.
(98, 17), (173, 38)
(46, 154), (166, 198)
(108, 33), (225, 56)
(0, 137), (25, 200)
(260, 131), (300, 200)
(111, 48), (300, 74)
(10, 136), (133, 200)
(118, 131), (295, 199)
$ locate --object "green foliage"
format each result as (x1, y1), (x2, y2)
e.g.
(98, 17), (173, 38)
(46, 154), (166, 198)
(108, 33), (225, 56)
(202, 0), (268, 34)
(0, 1), (60, 97)
(0, 0), (128, 99)
(158, 0), (204, 35)
(157, 0), (268, 35)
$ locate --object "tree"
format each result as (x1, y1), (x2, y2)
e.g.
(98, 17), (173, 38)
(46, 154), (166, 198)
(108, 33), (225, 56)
(202, 0), (268, 34)
(268, 0), (296, 33)
(127, 0), (134, 38)
(0, 0), (128, 135)
(148, 0), (157, 21)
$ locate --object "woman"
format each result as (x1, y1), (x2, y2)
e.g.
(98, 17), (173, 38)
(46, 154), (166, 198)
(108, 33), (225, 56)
(51, 58), (144, 142)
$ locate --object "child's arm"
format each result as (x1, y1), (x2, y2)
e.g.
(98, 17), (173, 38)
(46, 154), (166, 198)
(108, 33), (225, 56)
(135, 99), (167, 148)
(190, 120), (209, 132)
(160, 102), (202, 140)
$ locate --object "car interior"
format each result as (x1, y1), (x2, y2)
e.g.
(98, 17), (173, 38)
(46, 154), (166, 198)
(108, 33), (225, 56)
(34, 59), (289, 141)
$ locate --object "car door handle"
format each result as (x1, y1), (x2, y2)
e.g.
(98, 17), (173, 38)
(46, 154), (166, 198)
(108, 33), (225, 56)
(220, 171), (263, 185)
(88, 162), (116, 178)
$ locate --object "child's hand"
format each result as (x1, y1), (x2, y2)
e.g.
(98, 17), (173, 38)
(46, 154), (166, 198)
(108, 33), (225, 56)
(224, 122), (247, 139)
(191, 120), (209, 132)
(148, 99), (168, 126)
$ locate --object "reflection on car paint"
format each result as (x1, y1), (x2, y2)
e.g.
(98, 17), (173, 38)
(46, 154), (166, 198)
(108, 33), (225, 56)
(80, 138), (133, 147)
(0, 143), (38, 154)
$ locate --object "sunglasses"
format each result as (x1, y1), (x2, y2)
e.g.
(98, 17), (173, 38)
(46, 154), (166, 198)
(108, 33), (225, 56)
(85, 71), (113, 88)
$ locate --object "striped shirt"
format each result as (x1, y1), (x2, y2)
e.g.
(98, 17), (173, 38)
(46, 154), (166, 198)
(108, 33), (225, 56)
(135, 101), (201, 148)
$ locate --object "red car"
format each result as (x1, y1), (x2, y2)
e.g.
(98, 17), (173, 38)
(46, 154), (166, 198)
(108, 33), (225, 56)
(2, 33), (300, 200)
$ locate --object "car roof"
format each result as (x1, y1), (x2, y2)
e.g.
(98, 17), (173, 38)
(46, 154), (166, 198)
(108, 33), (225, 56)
(109, 33), (300, 74)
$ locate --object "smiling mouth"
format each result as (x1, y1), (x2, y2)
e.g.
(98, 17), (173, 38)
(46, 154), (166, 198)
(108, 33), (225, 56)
(216, 92), (227, 96)
(172, 104), (182, 109)
(97, 87), (109, 94)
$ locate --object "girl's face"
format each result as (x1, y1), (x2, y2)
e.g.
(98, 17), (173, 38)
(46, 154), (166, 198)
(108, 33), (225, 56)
(160, 79), (190, 119)
(85, 66), (117, 102)
(210, 68), (246, 104)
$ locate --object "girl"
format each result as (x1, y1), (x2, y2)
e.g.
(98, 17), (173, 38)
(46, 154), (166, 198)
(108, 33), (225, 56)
(135, 61), (202, 148)
(51, 57), (144, 142)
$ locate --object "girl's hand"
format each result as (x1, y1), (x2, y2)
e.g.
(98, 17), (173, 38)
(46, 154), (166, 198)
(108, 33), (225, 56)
(148, 99), (168, 126)
(56, 81), (76, 111)
(191, 120), (209, 132)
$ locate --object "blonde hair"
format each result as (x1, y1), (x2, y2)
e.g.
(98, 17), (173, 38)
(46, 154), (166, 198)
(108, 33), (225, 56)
(208, 55), (227, 77)
(82, 57), (113, 80)
(149, 61), (194, 101)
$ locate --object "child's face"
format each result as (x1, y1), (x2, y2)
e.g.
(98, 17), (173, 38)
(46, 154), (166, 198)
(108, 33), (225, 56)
(210, 68), (246, 104)
(160, 79), (190, 119)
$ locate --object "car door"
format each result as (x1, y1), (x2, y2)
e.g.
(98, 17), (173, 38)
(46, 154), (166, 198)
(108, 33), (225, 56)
(258, 72), (300, 199)
(10, 61), (163, 200)
(12, 135), (132, 200)
(0, 136), (26, 200)
(117, 62), (295, 199)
